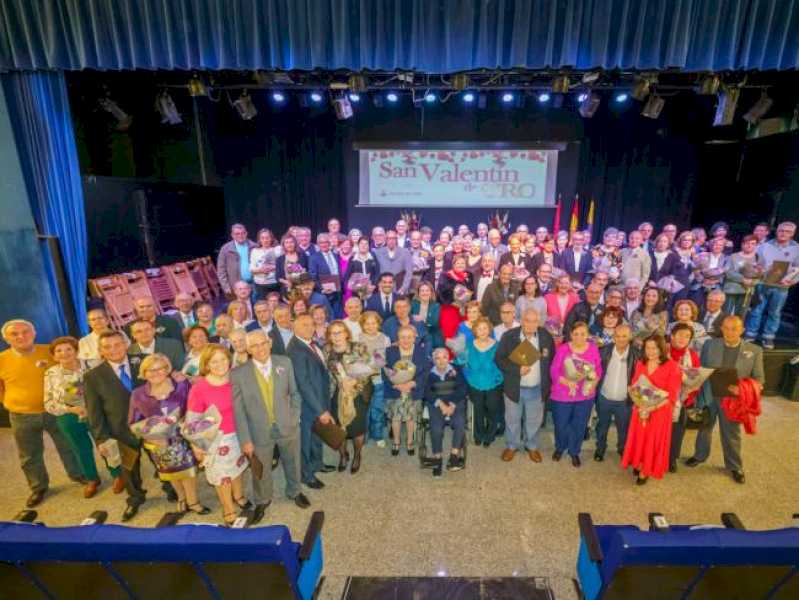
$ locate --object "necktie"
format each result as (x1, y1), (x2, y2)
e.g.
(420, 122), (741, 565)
(119, 365), (132, 391)
(254, 366), (275, 424)
(326, 252), (337, 275)
(384, 295), (390, 314)
(705, 314), (714, 330)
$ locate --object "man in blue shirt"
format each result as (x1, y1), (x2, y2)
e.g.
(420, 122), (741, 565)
(216, 223), (256, 298)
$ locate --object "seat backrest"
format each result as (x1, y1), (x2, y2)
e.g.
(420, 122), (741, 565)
(94, 281), (137, 329)
(145, 267), (178, 311)
(201, 256), (222, 296)
(187, 259), (212, 300)
(120, 271), (157, 310)
(164, 262), (202, 302)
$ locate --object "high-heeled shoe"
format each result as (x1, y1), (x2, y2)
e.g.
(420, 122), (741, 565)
(391, 444), (400, 456)
(338, 450), (350, 472)
(187, 502), (211, 515)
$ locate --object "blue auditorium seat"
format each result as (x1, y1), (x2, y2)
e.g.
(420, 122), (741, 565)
(576, 512), (799, 600)
(0, 511), (324, 600)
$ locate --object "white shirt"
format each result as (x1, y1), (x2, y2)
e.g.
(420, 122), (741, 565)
(277, 327), (293, 347)
(138, 340), (156, 355)
(600, 346), (630, 401)
(654, 251), (669, 271)
(519, 330), (541, 388)
(108, 358), (132, 383)
(573, 250), (584, 272)
(704, 310), (721, 330)
(625, 299), (640, 320)
(78, 331), (130, 367)
(253, 357), (272, 379)
(476, 274), (494, 302)
(322, 251), (339, 275)
(381, 294), (393, 312)
(344, 319), (362, 341)
(298, 336), (326, 363)
(494, 322), (518, 340)
(256, 320), (274, 334)
(177, 311), (195, 328)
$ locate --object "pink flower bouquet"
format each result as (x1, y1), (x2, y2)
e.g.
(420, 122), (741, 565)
(656, 276), (685, 294)
(629, 375), (670, 424)
(130, 407), (181, 441)
(347, 273), (372, 298)
(563, 356), (598, 396)
(285, 262), (306, 283)
(181, 405), (223, 452)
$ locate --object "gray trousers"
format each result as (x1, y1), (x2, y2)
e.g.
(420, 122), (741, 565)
(251, 426), (302, 504)
(693, 397), (743, 472)
(9, 412), (83, 493)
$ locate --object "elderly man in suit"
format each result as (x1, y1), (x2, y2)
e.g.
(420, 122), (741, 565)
(495, 308), (556, 463)
(287, 314), (336, 489)
(128, 319), (185, 372)
(84, 331), (146, 521)
(125, 297), (183, 343)
(481, 263), (521, 326)
(484, 228), (508, 263)
(699, 289), (730, 338)
(308, 233), (343, 317)
(169, 292), (197, 330)
(232, 330), (311, 524)
(557, 231), (593, 288)
(593, 324), (638, 462)
(374, 230), (414, 295)
(685, 316), (764, 484)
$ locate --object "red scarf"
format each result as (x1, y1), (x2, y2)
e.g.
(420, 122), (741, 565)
(721, 378), (762, 435)
(446, 269), (468, 283)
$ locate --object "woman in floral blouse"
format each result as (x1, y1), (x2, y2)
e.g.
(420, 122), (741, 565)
(44, 336), (122, 498)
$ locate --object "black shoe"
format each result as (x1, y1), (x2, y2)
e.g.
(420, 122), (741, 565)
(251, 501), (272, 525)
(593, 451), (604, 462)
(406, 447), (415, 457)
(391, 444), (400, 457)
(25, 490), (46, 508)
(320, 464), (337, 473)
(432, 460), (443, 478)
(122, 504), (140, 522)
(669, 463), (677, 473)
(304, 478), (325, 490)
(482, 440), (491, 448)
(636, 476), (648, 486)
(294, 493), (311, 509)
(571, 455), (581, 468)
(446, 454), (464, 472)
(234, 497), (253, 510)
(337, 452), (350, 472)
(732, 471), (746, 484)
(684, 457), (702, 467)
(552, 450), (563, 462)
(187, 502), (211, 516)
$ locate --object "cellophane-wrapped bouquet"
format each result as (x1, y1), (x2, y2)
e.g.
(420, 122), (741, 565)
(63, 381), (86, 419)
(657, 276), (685, 294)
(679, 366), (715, 397)
(342, 344), (378, 379)
(347, 273), (372, 299)
(445, 333), (467, 356)
(629, 374), (670, 423)
(512, 265), (530, 281)
(180, 404), (223, 452)
(453, 284), (472, 305)
(385, 359), (417, 401)
(412, 254), (429, 273)
(740, 262), (765, 282)
(563, 356), (598, 396)
(286, 262), (306, 283)
(130, 407), (181, 441)
(633, 313), (664, 342)
(544, 317), (563, 339)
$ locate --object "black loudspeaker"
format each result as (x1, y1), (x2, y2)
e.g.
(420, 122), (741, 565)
(780, 360), (799, 401)
(762, 348), (798, 396)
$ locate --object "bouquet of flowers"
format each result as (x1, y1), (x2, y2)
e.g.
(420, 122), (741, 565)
(740, 261), (765, 283)
(694, 254), (725, 287)
(385, 359), (417, 402)
(512, 265), (530, 281)
(453, 284), (472, 305)
(656, 276), (685, 294)
(342, 348), (378, 379)
(130, 407), (181, 441)
(180, 405), (223, 453)
(445, 333), (467, 356)
(62, 381), (86, 418)
(544, 317), (563, 339)
(488, 210), (510, 236)
(400, 210), (421, 231)
(347, 273), (372, 299)
(371, 351), (386, 370)
(563, 356), (599, 396)
(285, 262), (306, 284)
(551, 267), (567, 280)
(633, 313), (664, 342)
(679, 365), (715, 397)
(411, 253), (430, 273)
(629, 375), (670, 424)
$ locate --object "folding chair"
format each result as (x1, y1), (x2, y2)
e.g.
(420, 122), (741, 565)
(163, 262), (202, 303)
(119, 271), (158, 310)
(145, 267), (178, 312)
(187, 259), (212, 301)
(92, 278), (137, 329)
(200, 256), (222, 297)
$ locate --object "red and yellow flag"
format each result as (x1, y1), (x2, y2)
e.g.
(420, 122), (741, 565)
(569, 194), (580, 234)
(586, 197), (595, 234)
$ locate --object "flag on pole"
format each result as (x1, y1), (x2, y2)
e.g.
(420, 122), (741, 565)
(586, 197), (595, 235)
(553, 194), (562, 233)
(569, 194), (580, 234)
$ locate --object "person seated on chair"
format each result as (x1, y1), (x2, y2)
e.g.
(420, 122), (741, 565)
(423, 348), (468, 478)
(126, 297), (183, 343)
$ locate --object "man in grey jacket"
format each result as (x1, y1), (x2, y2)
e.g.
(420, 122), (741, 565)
(374, 229), (414, 294)
(232, 330), (310, 524)
(216, 223), (256, 297)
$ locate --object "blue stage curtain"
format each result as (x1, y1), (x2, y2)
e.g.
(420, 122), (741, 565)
(0, 0), (796, 72)
(1, 72), (88, 334)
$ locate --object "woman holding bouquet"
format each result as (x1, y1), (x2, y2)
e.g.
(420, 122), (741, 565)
(275, 233), (308, 296)
(129, 354), (209, 515)
(517, 275), (549, 325)
(549, 322), (603, 467)
(344, 238), (379, 291)
(411, 281), (443, 350)
(325, 321), (373, 473)
(437, 255), (474, 305)
(630, 288), (668, 347)
(44, 336), (121, 498)
(667, 324), (701, 473)
(621, 334), (682, 484)
(187, 345), (249, 526)
(723, 235), (763, 317)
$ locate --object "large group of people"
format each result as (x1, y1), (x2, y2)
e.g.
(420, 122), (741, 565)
(0, 216), (794, 523)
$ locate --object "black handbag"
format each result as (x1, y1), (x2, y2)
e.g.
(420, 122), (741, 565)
(684, 406), (712, 430)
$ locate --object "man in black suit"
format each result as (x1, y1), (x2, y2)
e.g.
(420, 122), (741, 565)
(564, 284), (605, 339)
(269, 305), (294, 356)
(125, 297), (183, 343)
(365, 273), (400, 320)
(699, 289), (729, 338)
(494, 309), (555, 463)
(498, 234), (533, 272)
(593, 324), (638, 462)
(480, 263), (520, 326)
(287, 314), (335, 489)
(308, 233), (343, 317)
(168, 292), (197, 330)
(245, 301), (274, 335)
(557, 231), (592, 288)
(127, 320), (185, 372)
(84, 331), (146, 521)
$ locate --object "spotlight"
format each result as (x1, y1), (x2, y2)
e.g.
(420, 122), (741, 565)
(99, 97), (133, 131)
(631, 75), (655, 101)
(233, 90), (258, 120)
(552, 75), (570, 94)
(271, 91), (286, 103)
(425, 92), (437, 103)
(577, 92), (588, 102)
(452, 74), (470, 90)
(310, 92), (324, 103)
(386, 92), (399, 103)
(463, 92), (475, 103)
(615, 93), (629, 103)
(155, 92), (182, 125)
(333, 97), (354, 120)
(579, 92), (601, 118)
(187, 77), (207, 97)
(697, 74), (720, 95)
(538, 92), (551, 103)
(641, 95), (665, 119)
(348, 93), (361, 102)
(501, 92), (514, 103)
(743, 91), (773, 124)
(713, 86), (740, 126)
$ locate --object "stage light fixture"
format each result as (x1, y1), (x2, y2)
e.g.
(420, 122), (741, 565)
(697, 74), (720, 95)
(578, 92), (601, 118)
(348, 74), (368, 93)
(743, 91), (774, 124)
(577, 92), (589, 102)
(452, 74), (470, 91)
(582, 71), (602, 84)
(463, 92), (475, 103)
(641, 95), (665, 119)
(99, 97), (133, 131)
(310, 92), (324, 103)
(631, 75), (655, 101)
(502, 92), (514, 103)
(233, 90), (258, 120)
(333, 97), (354, 120)
(552, 75), (570, 94)
(425, 92), (437, 103)
(386, 92), (399, 103)
(615, 92), (629, 103)
(187, 77), (207, 97)
(271, 91), (286, 103)
(155, 92), (182, 125)
(348, 93), (361, 102)
(713, 86), (740, 126)
(538, 92), (551, 103)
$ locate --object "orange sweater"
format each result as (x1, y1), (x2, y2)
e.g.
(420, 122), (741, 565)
(0, 346), (53, 413)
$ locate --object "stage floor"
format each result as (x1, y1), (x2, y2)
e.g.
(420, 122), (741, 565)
(2, 396), (798, 600)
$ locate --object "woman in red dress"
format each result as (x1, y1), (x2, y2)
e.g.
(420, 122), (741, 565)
(437, 255), (474, 354)
(621, 334), (682, 484)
